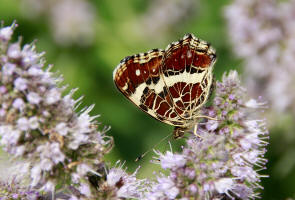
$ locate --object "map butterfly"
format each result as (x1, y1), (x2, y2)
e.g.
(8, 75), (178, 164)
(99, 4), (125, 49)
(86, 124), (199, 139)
(113, 34), (216, 139)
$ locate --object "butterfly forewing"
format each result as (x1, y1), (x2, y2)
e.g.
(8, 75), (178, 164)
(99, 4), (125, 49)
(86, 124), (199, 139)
(113, 50), (163, 96)
(113, 50), (183, 126)
(113, 34), (216, 129)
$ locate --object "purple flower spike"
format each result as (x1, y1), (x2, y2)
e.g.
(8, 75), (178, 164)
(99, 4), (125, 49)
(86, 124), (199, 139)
(0, 23), (113, 198)
(144, 71), (269, 199)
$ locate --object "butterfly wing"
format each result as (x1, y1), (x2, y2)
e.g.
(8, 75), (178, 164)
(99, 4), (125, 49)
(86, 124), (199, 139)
(113, 34), (216, 128)
(161, 34), (216, 121)
(113, 50), (185, 126)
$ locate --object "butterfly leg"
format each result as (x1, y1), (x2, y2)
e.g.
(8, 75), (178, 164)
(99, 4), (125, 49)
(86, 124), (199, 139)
(193, 123), (203, 139)
(196, 115), (218, 121)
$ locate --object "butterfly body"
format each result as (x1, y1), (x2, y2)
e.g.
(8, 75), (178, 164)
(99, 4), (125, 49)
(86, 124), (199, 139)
(113, 34), (216, 138)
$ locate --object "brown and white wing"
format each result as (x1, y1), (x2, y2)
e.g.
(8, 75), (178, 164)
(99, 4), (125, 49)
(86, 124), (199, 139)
(113, 50), (185, 127)
(161, 34), (217, 121)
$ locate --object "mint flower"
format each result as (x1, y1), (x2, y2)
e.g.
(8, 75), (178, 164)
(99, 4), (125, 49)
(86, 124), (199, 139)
(0, 23), (113, 197)
(145, 71), (269, 200)
(0, 179), (41, 200)
(225, 0), (295, 113)
(69, 162), (148, 200)
(103, 163), (147, 199)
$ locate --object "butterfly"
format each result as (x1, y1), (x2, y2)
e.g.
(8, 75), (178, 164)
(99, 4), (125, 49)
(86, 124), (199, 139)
(113, 34), (216, 139)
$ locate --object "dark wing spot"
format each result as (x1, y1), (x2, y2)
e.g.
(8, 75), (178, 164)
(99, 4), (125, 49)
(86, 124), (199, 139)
(174, 71), (180, 76)
(120, 56), (132, 63)
(168, 71), (174, 76)
(163, 87), (168, 96)
(146, 78), (152, 85)
(159, 91), (165, 99)
(152, 76), (160, 84)
(158, 87), (167, 99)
(184, 33), (193, 39)
(197, 69), (204, 73)
(143, 87), (149, 95)
(210, 53), (217, 62)
(158, 116), (164, 121)
(190, 67), (197, 74)
(185, 65), (190, 73)
(196, 49), (207, 53)
(164, 71), (169, 77)
(200, 95), (205, 102)
(140, 104), (148, 112)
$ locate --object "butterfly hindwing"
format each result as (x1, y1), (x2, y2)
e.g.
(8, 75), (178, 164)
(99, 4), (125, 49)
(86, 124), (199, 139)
(113, 49), (185, 126)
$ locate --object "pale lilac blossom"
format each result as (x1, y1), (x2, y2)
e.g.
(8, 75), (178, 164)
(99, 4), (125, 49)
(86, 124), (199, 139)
(29, 116), (39, 129)
(27, 92), (41, 104)
(0, 26), (14, 42)
(225, 0), (295, 114)
(79, 183), (91, 197)
(0, 23), (113, 198)
(2, 63), (16, 76)
(41, 181), (55, 192)
(0, 178), (41, 199)
(14, 77), (27, 91)
(103, 164), (148, 199)
(45, 88), (61, 104)
(55, 122), (68, 136)
(12, 98), (25, 110)
(7, 43), (21, 59)
(155, 150), (186, 170)
(145, 175), (179, 200)
(17, 117), (30, 131)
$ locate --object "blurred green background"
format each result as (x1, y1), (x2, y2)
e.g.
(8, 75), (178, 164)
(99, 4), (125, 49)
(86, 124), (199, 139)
(0, 0), (294, 199)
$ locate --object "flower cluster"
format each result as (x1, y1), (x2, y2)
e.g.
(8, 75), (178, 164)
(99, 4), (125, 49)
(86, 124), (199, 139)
(224, 0), (295, 114)
(144, 71), (269, 200)
(0, 23), (116, 198)
(20, 0), (96, 46)
(0, 179), (41, 200)
(76, 162), (148, 200)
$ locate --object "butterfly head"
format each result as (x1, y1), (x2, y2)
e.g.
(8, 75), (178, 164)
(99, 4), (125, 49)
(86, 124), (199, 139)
(173, 127), (187, 139)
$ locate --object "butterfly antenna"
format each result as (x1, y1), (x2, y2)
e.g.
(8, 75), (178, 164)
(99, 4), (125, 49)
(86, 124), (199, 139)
(135, 132), (173, 162)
